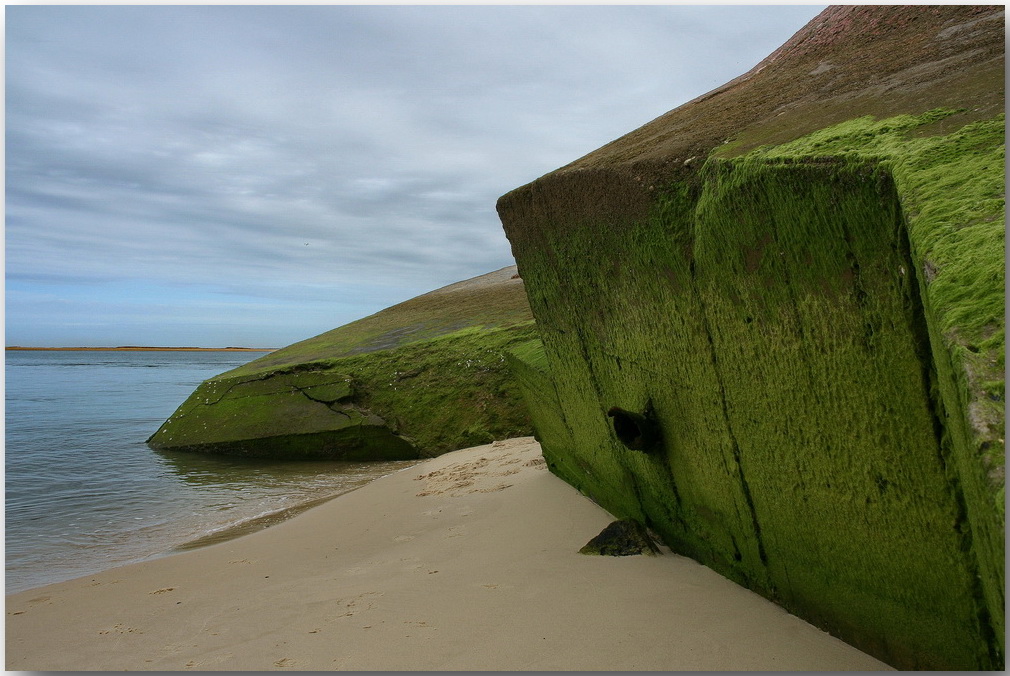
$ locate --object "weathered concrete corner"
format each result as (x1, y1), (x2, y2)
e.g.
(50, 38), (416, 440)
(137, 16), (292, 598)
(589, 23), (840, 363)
(500, 6), (1004, 670)
(147, 369), (418, 460)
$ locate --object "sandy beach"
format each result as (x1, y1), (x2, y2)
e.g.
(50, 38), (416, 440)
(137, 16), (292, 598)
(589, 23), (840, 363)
(6, 437), (890, 671)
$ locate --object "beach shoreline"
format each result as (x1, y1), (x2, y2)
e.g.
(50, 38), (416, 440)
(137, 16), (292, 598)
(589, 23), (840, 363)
(6, 437), (890, 671)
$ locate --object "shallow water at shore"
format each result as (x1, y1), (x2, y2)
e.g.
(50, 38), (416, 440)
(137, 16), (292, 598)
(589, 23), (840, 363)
(5, 350), (420, 594)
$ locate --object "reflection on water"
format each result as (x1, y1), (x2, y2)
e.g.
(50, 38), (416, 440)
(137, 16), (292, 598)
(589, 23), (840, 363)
(5, 350), (421, 593)
(152, 446), (413, 490)
(153, 447), (420, 549)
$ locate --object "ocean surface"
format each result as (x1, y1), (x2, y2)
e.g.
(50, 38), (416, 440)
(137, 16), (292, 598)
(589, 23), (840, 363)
(5, 350), (420, 594)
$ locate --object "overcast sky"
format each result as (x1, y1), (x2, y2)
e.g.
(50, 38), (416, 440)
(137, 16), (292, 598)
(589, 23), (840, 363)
(6, 5), (826, 347)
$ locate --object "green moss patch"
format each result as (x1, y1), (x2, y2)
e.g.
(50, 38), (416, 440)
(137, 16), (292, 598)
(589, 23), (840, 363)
(224, 266), (532, 377)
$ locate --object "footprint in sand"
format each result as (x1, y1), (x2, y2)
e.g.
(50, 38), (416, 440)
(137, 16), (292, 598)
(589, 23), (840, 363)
(98, 623), (143, 635)
(334, 591), (384, 617)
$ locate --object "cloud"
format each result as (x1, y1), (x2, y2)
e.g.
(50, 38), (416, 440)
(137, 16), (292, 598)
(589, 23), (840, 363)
(5, 5), (826, 346)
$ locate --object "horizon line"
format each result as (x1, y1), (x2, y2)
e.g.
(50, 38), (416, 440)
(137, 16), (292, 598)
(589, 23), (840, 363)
(6, 346), (276, 352)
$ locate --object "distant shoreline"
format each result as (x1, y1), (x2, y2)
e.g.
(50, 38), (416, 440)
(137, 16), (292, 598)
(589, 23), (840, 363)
(6, 346), (275, 352)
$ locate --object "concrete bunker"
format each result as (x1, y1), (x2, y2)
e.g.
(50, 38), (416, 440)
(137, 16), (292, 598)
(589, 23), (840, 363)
(501, 156), (1003, 669)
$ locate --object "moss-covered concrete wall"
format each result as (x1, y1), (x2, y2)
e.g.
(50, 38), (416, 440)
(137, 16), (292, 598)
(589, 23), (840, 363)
(501, 110), (1003, 669)
(148, 267), (537, 461)
(147, 368), (418, 460)
(149, 323), (538, 460)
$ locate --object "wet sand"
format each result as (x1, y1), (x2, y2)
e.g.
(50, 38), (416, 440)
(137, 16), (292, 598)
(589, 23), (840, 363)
(6, 437), (890, 671)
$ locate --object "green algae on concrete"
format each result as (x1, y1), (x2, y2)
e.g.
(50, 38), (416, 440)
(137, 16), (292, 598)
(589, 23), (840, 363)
(147, 369), (418, 460)
(148, 266), (537, 461)
(695, 156), (992, 666)
(499, 7), (1003, 668)
(149, 322), (539, 460)
(735, 112), (1006, 657)
(224, 266), (531, 377)
(506, 142), (1003, 669)
(318, 322), (540, 456)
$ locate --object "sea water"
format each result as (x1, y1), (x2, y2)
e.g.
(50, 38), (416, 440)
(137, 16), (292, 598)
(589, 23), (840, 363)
(5, 350), (420, 594)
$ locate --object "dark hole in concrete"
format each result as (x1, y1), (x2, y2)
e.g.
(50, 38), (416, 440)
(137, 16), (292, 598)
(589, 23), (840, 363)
(607, 406), (661, 452)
